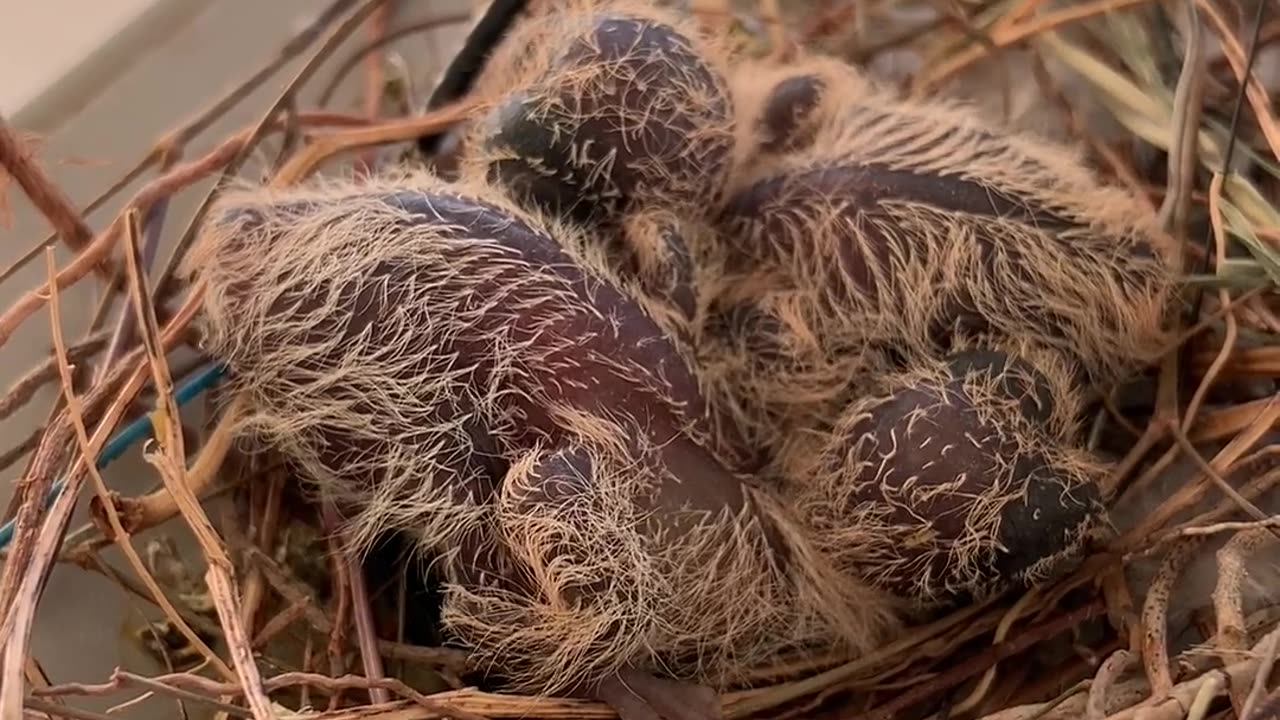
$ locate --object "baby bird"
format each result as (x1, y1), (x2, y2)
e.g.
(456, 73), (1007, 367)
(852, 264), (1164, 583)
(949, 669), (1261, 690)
(183, 174), (893, 720)
(462, 0), (737, 229)
(459, 0), (758, 471)
(719, 56), (1179, 384)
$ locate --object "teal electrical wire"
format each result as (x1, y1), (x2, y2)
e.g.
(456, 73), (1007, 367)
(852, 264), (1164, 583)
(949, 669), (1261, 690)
(0, 362), (228, 550)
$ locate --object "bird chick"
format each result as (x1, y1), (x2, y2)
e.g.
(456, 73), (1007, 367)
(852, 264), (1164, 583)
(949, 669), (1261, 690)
(718, 56), (1180, 386)
(457, 0), (771, 474)
(462, 0), (737, 229)
(783, 342), (1108, 609)
(182, 173), (895, 718)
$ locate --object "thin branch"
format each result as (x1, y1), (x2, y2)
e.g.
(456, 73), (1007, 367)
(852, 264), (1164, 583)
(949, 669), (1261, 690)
(23, 697), (118, 720)
(1140, 538), (1202, 697)
(38, 671), (489, 720)
(1088, 650), (1134, 720)
(110, 395), (243, 534)
(120, 210), (274, 719)
(1170, 426), (1275, 528)
(913, 0), (1160, 93)
(1242, 630), (1280, 720)
(0, 331), (110, 422)
(0, 112), (366, 352)
(239, 472), (286, 633)
(43, 246), (233, 675)
(0, 250), (232, 720)
(322, 503), (389, 704)
(153, 0), (394, 301)
(864, 602), (1107, 720)
(0, 115), (104, 274)
(1213, 529), (1278, 661)
(319, 13), (474, 106)
(1119, 395), (1280, 546)
(271, 104), (477, 187)
(242, 544), (470, 670)
(97, 148), (183, 377)
(0, 286), (204, 696)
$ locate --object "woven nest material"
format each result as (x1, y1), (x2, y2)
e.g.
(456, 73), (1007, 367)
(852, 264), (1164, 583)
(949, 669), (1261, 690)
(1, 1), (1279, 719)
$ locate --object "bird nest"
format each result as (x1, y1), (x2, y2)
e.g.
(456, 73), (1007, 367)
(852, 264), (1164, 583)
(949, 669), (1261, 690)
(1, 1), (1279, 719)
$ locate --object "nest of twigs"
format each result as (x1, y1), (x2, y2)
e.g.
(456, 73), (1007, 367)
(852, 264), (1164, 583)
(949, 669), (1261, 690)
(2, 1), (1280, 719)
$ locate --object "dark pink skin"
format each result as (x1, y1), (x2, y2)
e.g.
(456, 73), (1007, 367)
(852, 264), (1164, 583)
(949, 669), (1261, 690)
(217, 192), (779, 719)
(718, 164), (1080, 294)
(718, 84), (1160, 357)
(756, 73), (826, 153)
(620, 218), (699, 324)
(813, 349), (1102, 604)
(451, 441), (769, 719)
(482, 14), (734, 227)
(227, 189), (762, 519)
(479, 11), (732, 415)
(713, 161), (1143, 375)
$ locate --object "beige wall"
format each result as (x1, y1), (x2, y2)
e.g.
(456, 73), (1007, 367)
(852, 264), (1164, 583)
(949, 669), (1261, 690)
(1, 0), (207, 127)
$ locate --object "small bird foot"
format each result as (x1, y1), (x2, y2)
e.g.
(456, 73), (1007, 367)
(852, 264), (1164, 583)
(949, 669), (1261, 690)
(595, 668), (723, 720)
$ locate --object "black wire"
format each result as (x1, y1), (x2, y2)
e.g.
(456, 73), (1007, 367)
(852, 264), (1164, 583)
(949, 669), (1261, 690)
(416, 0), (529, 156)
(1213, 2), (1268, 180)
(1188, 0), (1267, 317)
(1174, 0), (1267, 403)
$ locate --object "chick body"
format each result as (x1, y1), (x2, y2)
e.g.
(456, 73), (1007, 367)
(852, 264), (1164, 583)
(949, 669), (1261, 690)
(184, 174), (894, 697)
(463, 0), (737, 228)
(720, 57), (1179, 384)
(784, 344), (1108, 606)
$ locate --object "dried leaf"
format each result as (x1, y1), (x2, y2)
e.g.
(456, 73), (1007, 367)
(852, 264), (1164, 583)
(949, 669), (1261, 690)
(1220, 199), (1280, 285)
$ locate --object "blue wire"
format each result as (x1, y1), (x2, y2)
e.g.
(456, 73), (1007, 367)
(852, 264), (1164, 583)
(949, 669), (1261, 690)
(0, 362), (228, 550)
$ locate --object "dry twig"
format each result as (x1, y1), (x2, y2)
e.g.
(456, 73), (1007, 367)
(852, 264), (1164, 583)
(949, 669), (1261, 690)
(1088, 650), (1134, 720)
(119, 211), (275, 719)
(0, 115), (104, 276)
(1140, 539), (1203, 698)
